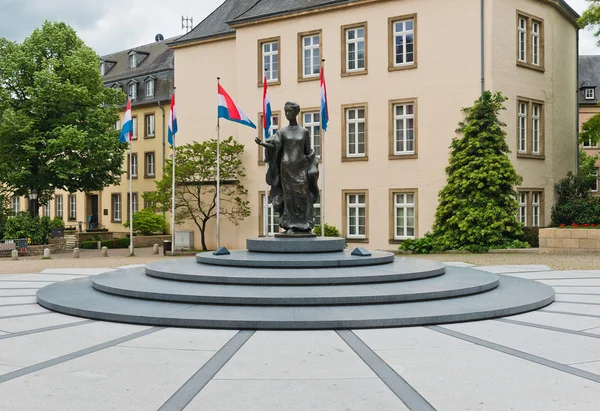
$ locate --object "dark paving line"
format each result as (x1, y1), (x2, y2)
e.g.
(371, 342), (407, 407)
(527, 277), (600, 281)
(0, 303), (36, 308)
(428, 326), (600, 384)
(0, 312), (51, 320)
(546, 285), (600, 288)
(0, 280), (55, 283)
(542, 309), (600, 320)
(496, 318), (600, 340)
(0, 327), (163, 384)
(337, 330), (437, 411)
(157, 330), (254, 411)
(554, 300), (600, 306)
(0, 320), (94, 341)
(0, 295), (37, 298)
(557, 292), (600, 296)
(0, 288), (41, 290)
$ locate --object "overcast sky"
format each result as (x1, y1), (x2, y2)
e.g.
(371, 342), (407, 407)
(0, 0), (598, 55)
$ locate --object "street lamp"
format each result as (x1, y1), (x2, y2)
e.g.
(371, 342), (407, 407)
(30, 189), (38, 218)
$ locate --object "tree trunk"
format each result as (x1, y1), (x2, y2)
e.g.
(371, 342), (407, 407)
(200, 219), (208, 251)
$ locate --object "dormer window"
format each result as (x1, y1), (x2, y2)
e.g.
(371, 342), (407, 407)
(585, 88), (596, 100)
(129, 83), (137, 100)
(100, 61), (105, 76)
(129, 54), (137, 68)
(145, 78), (155, 97)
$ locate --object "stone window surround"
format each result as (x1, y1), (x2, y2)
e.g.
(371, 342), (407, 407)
(342, 189), (369, 243)
(388, 14), (418, 72)
(516, 10), (545, 72)
(389, 188), (418, 244)
(516, 97), (545, 160)
(388, 98), (418, 160)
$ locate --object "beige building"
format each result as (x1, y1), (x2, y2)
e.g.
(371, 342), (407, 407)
(16, 39), (174, 233)
(166, 0), (578, 251)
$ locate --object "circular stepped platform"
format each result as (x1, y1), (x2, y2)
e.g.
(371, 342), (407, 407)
(146, 258), (446, 285)
(37, 275), (553, 329)
(36, 237), (555, 330)
(91, 266), (500, 305)
(195, 249), (395, 268)
(246, 236), (346, 253)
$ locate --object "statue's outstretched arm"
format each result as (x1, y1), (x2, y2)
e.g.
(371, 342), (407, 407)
(254, 137), (276, 150)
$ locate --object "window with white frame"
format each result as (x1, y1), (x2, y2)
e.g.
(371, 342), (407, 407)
(393, 103), (415, 155)
(518, 192), (527, 224)
(129, 153), (138, 177)
(518, 102), (527, 153)
(346, 193), (366, 238)
(115, 120), (121, 130)
(56, 196), (63, 218)
(69, 195), (76, 220)
(132, 117), (137, 140)
(392, 19), (415, 67)
(261, 40), (279, 83)
(394, 193), (415, 239)
(593, 168), (599, 193)
(313, 202), (321, 226)
(129, 54), (136, 68)
(129, 83), (137, 100)
(261, 193), (280, 236)
(303, 112), (321, 158)
(128, 192), (138, 216)
(145, 114), (155, 137)
(583, 137), (599, 148)
(532, 104), (541, 154)
(43, 204), (50, 218)
(346, 108), (366, 157)
(11, 196), (19, 214)
(532, 192), (541, 227)
(145, 152), (155, 177)
(302, 34), (320, 78)
(345, 26), (365, 72)
(112, 194), (121, 222)
(146, 79), (154, 97)
(518, 17), (527, 63)
(585, 88), (596, 100)
(531, 21), (540, 66)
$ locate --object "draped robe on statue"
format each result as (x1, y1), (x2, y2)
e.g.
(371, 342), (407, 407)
(264, 125), (319, 232)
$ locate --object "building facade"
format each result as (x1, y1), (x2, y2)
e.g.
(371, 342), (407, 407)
(579, 55), (600, 194)
(22, 39), (174, 232)
(167, 0), (578, 251)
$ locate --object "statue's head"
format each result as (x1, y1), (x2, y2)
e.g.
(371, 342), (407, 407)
(284, 101), (301, 121)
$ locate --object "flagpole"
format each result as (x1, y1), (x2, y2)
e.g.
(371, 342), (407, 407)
(320, 59), (326, 238)
(129, 140), (134, 255)
(216, 77), (221, 250)
(171, 120), (176, 256)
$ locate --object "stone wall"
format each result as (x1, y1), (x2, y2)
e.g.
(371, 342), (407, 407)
(539, 228), (600, 254)
(28, 238), (67, 256)
(134, 235), (171, 248)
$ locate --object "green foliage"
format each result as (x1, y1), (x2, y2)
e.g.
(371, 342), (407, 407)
(519, 227), (540, 248)
(0, 193), (10, 239)
(580, 113), (600, 147)
(144, 137), (250, 250)
(116, 238), (131, 248)
(3, 213), (50, 244)
(431, 91), (525, 252)
(398, 237), (435, 254)
(579, 1), (600, 39)
(313, 223), (341, 237)
(79, 240), (98, 249)
(50, 216), (65, 229)
(101, 239), (129, 249)
(0, 21), (125, 209)
(551, 149), (600, 226)
(123, 209), (167, 236)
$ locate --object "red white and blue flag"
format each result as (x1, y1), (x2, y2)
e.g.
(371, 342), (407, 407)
(218, 84), (256, 129)
(168, 92), (178, 146)
(119, 98), (133, 143)
(320, 66), (329, 131)
(262, 76), (273, 138)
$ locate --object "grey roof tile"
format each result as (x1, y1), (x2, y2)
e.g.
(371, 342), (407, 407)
(579, 55), (600, 105)
(101, 40), (174, 83)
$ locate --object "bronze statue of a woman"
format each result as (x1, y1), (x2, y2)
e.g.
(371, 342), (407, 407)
(255, 102), (319, 235)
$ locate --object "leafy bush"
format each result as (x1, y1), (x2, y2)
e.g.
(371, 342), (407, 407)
(50, 216), (65, 229)
(398, 237), (436, 254)
(100, 239), (130, 249)
(124, 209), (167, 236)
(313, 223), (341, 237)
(116, 238), (131, 248)
(519, 227), (540, 248)
(80, 240), (99, 249)
(3, 213), (50, 245)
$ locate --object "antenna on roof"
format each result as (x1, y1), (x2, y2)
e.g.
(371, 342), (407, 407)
(182, 16), (193, 33)
(155, 33), (164, 42)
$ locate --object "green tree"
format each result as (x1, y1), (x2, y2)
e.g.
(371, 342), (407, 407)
(124, 209), (168, 236)
(431, 91), (525, 252)
(579, 1), (600, 37)
(0, 21), (125, 209)
(144, 137), (250, 251)
(580, 113), (600, 147)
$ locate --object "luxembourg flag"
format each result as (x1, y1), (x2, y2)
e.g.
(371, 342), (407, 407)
(320, 66), (329, 131)
(263, 76), (273, 138)
(168, 93), (178, 146)
(119, 98), (133, 143)
(218, 84), (256, 129)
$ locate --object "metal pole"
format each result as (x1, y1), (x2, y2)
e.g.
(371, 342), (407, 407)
(321, 59), (326, 238)
(129, 141), (134, 256)
(216, 78), (221, 249)
(171, 130), (176, 256)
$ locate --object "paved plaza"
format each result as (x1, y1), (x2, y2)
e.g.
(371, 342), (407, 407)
(1, 261), (600, 410)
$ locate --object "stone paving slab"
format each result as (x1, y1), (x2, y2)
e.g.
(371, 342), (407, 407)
(0, 304), (48, 317)
(0, 297), (36, 305)
(555, 294), (600, 304)
(120, 328), (237, 351)
(474, 264), (552, 273)
(506, 310), (600, 331)
(0, 289), (37, 297)
(0, 274), (84, 281)
(41, 268), (116, 276)
(0, 312), (84, 333)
